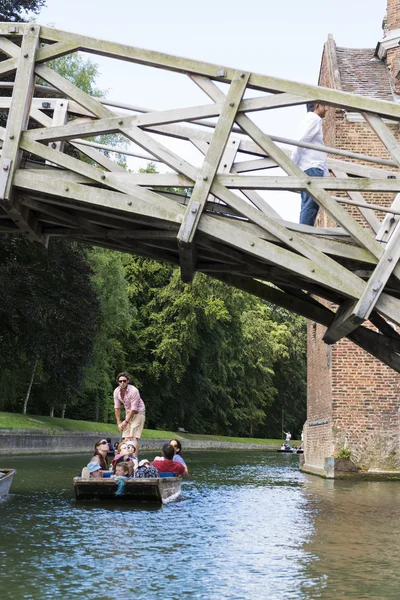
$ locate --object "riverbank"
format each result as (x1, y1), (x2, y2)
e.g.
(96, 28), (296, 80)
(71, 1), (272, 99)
(0, 412), (284, 455)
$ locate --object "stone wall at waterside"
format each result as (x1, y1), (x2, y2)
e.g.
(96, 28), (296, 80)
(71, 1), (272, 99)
(0, 430), (276, 455)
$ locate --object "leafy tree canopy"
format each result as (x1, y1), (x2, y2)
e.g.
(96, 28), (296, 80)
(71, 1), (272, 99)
(0, 1), (46, 22)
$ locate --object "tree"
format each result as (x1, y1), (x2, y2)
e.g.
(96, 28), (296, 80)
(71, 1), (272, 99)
(266, 308), (307, 439)
(68, 248), (134, 423)
(0, 1), (46, 22)
(120, 259), (292, 436)
(0, 237), (99, 415)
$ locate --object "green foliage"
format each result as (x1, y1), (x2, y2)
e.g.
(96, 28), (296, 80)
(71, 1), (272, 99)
(265, 307), (307, 438)
(118, 259), (300, 437)
(334, 447), (351, 459)
(0, 0), (46, 22)
(47, 54), (103, 97)
(68, 248), (134, 423)
(0, 236), (99, 414)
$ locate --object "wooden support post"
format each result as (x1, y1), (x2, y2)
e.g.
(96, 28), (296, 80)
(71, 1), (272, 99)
(46, 99), (68, 164)
(177, 70), (250, 282)
(0, 24), (44, 244)
(323, 218), (400, 343)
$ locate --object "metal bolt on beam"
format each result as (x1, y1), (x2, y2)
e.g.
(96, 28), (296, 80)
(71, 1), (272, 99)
(229, 102), (235, 107)
(118, 120), (123, 125)
(191, 206), (197, 213)
(23, 54), (28, 58)
(9, 135), (14, 140)
(128, 202), (132, 206)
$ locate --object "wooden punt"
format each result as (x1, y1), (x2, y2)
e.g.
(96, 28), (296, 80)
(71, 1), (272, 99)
(277, 448), (304, 454)
(73, 476), (181, 504)
(0, 469), (16, 497)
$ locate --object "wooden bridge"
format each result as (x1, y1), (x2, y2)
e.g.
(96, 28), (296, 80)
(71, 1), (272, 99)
(2, 23), (400, 371)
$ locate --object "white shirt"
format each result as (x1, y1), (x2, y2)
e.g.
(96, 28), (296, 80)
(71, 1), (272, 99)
(291, 112), (328, 176)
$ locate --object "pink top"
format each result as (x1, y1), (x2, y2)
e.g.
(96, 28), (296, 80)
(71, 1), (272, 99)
(113, 384), (145, 413)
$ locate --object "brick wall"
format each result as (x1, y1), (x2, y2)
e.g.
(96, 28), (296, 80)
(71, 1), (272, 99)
(387, 0), (400, 94)
(304, 29), (400, 475)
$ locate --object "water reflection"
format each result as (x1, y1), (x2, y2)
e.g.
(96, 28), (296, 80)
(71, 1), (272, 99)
(301, 477), (400, 599)
(0, 451), (398, 599)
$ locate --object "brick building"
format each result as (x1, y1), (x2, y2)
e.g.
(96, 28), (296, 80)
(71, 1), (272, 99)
(303, 0), (400, 477)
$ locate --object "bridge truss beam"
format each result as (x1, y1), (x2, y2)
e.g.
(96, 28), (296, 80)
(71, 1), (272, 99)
(2, 23), (400, 369)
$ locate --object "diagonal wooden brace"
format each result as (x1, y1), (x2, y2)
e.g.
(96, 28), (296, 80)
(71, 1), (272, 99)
(323, 219), (400, 344)
(177, 70), (250, 283)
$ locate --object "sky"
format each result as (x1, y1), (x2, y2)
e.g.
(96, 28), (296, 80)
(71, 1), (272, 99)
(32, 0), (388, 221)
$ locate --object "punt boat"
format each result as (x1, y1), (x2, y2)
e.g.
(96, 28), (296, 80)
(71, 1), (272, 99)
(73, 475), (181, 504)
(277, 448), (304, 454)
(0, 469), (16, 497)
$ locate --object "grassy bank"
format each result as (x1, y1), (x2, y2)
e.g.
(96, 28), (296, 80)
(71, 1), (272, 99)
(0, 412), (283, 446)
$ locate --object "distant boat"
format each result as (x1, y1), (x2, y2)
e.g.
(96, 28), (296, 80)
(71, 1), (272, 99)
(277, 448), (304, 454)
(73, 475), (181, 504)
(0, 469), (16, 497)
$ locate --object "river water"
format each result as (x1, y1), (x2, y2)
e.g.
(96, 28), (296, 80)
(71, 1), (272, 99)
(0, 450), (399, 599)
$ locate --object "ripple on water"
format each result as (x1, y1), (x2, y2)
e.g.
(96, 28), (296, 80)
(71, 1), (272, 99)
(1, 451), (399, 599)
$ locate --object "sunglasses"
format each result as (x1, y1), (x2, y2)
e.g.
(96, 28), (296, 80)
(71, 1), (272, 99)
(99, 440), (108, 445)
(119, 379), (128, 383)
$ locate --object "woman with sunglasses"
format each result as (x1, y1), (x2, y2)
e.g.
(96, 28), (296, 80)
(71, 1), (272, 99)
(113, 372), (146, 457)
(89, 439), (110, 471)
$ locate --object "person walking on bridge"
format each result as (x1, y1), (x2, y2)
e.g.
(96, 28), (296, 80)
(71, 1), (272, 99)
(114, 372), (145, 457)
(291, 102), (328, 226)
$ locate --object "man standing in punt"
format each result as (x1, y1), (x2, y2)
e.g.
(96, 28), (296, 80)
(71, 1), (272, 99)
(114, 372), (146, 457)
(291, 102), (329, 226)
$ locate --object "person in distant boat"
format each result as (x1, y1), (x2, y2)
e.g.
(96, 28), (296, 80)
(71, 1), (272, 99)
(169, 439), (188, 470)
(90, 439), (110, 471)
(280, 443), (286, 450)
(114, 372), (146, 457)
(151, 444), (188, 477)
(283, 431), (292, 446)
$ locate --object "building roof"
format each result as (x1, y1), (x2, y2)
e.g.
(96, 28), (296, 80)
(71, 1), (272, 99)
(335, 46), (396, 101)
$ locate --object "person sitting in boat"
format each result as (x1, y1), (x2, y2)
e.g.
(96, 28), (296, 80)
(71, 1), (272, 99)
(112, 441), (138, 476)
(87, 461), (103, 478)
(169, 439), (188, 471)
(151, 443), (188, 477)
(134, 459), (159, 479)
(90, 439), (110, 472)
(106, 438), (114, 453)
(280, 443), (286, 450)
(114, 462), (131, 478)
